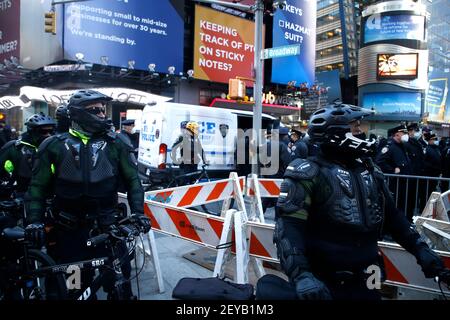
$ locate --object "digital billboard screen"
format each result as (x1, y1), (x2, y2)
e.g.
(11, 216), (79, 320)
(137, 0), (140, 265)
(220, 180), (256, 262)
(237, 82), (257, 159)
(364, 14), (425, 44)
(362, 91), (422, 121)
(0, 0), (20, 63)
(425, 71), (449, 123)
(377, 53), (418, 80)
(271, 0), (317, 86)
(63, 0), (184, 73)
(193, 5), (260, 85)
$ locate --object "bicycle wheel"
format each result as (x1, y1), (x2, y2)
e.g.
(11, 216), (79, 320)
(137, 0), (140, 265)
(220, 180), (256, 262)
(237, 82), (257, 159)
(14, 249), (67, 300)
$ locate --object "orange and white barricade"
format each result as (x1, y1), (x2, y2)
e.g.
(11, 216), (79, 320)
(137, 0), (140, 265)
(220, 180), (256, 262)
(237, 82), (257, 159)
(246, 174), (283, 223)
(144, 172), (263, 284)
(421, 190), (450, 222)
(118, 192), (165, 293)
(379, 241), (450, 295)
(244, 177), (450, 295)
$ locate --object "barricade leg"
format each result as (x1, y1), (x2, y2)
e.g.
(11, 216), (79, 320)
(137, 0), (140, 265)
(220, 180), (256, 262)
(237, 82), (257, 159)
(147, 230), (165, 293)
(249, 174), (265, 223)
(134, 231), (165, 294)
(234, 210), (250, 284)
(251, 257), (266, 279)
(213, 210), (236, 279)
(231, 172), (248, 217)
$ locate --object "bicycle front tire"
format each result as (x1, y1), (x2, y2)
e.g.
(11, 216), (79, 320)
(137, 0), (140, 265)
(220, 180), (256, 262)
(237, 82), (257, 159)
(17, 249), (68, 300)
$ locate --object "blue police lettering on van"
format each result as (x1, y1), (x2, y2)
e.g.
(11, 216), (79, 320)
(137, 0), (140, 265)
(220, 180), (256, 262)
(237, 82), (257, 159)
(206, 122), (215, 134)
(141, 124), (157, 142)
(196, 121), (216, 135)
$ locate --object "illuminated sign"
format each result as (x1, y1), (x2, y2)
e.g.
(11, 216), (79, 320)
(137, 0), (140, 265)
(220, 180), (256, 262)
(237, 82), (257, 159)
(377, 53), (418, 80)
(193, 5), (261, 85)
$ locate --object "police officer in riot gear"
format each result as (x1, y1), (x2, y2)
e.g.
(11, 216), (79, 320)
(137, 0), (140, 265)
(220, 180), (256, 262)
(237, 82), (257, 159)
(272, 103), (449, 300)
(55, 104), (70, 134)
(0, 113), (56, 197)
(25, 90), (150, 299)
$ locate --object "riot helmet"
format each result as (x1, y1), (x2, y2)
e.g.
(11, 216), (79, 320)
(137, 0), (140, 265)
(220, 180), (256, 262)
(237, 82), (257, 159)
(307, 102), (376, 157)
(55, 104), (70, 133)
(25, 113), (56, 145)
(67, 90), (112, 134)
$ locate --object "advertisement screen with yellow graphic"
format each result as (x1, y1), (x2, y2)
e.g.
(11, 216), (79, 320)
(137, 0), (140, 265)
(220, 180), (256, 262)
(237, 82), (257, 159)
(193, 5), (264, 84)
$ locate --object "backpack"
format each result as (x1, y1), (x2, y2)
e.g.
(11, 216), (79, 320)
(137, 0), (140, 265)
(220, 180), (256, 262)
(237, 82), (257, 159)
(172, 277), (254, 300)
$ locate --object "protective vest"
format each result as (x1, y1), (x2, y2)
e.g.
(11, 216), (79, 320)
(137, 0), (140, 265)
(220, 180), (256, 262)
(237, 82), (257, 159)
(54, 133), (118, 200)
(16, 140), (37, 180)
(311, 160), (384, 234)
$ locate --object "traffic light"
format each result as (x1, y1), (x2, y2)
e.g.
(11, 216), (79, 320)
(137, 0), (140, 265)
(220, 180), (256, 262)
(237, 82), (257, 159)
(44, 11), (56, 34)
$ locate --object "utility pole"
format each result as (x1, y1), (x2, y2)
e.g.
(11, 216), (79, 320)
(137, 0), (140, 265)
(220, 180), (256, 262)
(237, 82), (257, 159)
(193, 0), (264, 176)
(252, 0), (263, 176)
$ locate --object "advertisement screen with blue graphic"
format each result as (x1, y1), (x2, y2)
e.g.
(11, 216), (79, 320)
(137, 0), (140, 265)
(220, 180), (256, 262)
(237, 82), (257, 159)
(271, 0), (317, 86)
(364, 14), (425, 44)
(362, 92), (422, 121)
(64, 0), (184, 73)
(425, 70), (449, 123)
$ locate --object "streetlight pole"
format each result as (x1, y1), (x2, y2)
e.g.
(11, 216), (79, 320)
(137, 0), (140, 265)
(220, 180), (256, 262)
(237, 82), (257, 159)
(193, 0), (264, 176)
(252, 0), (263, 176)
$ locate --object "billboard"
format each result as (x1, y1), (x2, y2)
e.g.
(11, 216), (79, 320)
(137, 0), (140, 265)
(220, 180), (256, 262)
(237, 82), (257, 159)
(377, 53), (418, 80)
(193, 5), (260, 84)
(425, 71), (449, 123)
(0, 0), (20, 63)
(64, 0), (184, 73)
(364, 14), (425, 44)
(362, 91), (422, 121)
(271, 0), (317, 86)
(301, 70), (342, 119)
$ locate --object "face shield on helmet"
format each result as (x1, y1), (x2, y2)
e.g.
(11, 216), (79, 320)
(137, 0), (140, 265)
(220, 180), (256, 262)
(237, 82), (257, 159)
(67, 90), (113, 134)
(307, 103), (376, 157)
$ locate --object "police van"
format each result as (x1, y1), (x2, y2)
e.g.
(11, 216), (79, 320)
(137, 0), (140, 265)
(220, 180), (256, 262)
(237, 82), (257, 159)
(136, 101), (279, 185)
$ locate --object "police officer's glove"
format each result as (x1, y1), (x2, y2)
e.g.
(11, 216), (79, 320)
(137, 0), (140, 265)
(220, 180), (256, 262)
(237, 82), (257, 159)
(415, 245), (445, 278)
(130, 214), (151, 233)
(294, 272), (332, 300)
(25, 223), (46, 248)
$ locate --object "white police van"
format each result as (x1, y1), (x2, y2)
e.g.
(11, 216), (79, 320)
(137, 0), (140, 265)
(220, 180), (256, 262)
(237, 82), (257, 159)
(136, 101), (279, 184)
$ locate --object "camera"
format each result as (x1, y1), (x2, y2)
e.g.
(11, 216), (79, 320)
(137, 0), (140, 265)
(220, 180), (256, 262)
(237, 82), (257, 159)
(274, 1), (287, 10)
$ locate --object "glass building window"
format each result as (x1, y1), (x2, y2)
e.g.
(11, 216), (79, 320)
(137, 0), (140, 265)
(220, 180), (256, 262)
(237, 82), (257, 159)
(317, 0), (338, 10)
(316, 28), (342, 42)
(317, 45), (343, 59)
(317, 11), (340, 28)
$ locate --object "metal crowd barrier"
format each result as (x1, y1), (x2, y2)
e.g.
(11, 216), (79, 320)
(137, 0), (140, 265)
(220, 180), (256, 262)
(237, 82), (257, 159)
(384, 174), (450, 217)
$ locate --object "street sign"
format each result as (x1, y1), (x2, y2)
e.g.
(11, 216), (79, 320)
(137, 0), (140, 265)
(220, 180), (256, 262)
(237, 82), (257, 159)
(262, 44), (301, 60)
(43, 64), (86, 72)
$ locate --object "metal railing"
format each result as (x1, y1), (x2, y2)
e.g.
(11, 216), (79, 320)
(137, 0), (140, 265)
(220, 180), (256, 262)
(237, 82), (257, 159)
(384, 173), (450, 217)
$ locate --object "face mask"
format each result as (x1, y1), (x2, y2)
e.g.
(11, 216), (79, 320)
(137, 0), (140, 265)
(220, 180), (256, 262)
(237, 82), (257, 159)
(433, 140), (439, 146)
(401, 134), (409, 143)
(413, 131), (421, 139)
(131, 127), (138, 134)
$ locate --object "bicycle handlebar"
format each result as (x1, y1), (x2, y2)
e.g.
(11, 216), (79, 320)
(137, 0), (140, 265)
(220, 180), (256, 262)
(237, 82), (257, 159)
(86, 216), (141, 247)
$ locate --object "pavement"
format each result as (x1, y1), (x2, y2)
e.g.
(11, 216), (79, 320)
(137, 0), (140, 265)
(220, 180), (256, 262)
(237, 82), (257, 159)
(103, 200), (447, 300)
(128, 201), (277, 300)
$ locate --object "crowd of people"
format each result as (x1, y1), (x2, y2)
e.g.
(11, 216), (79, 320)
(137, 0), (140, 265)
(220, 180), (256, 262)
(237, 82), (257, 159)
(0, 95), (449, 300)
(0, 90), (150, 300)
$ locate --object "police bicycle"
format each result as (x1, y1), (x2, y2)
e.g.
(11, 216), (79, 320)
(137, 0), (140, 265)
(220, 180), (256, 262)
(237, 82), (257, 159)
(0, 213), (147, 300)
(0, 198), (67, 300)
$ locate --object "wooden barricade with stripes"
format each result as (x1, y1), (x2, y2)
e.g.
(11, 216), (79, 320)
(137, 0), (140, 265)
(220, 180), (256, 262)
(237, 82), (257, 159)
(246, 175), (450, 295)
